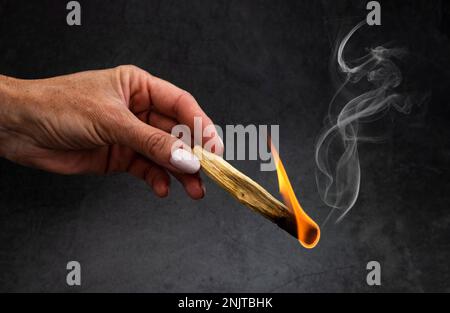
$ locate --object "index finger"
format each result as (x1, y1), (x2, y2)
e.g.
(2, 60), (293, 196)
(147, 75), (223, 154)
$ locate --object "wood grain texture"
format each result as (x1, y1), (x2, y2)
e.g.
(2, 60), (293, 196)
(193, 146), (298, 237)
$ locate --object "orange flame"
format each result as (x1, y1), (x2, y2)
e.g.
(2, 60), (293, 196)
(271, 144), (320, 248)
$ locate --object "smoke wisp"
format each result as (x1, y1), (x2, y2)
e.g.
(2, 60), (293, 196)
(315, 21), (416, 224)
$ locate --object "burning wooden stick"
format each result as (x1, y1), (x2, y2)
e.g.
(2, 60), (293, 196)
(193, 146), (320, 248)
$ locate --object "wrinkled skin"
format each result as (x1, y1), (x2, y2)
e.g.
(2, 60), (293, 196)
(0, 65), (223, 199)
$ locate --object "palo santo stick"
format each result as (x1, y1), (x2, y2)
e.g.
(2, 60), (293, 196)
(193, 145), (298, 238)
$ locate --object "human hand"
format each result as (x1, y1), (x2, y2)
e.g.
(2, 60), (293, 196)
(0, 65), (223, 199)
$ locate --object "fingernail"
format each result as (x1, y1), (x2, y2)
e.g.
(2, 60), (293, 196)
(170, 148), (201, 174)
(213, 135), (224, 155)
(218, 135), (224, 149)
(200, 181), (206, 197)
(154, 181), (169, 198)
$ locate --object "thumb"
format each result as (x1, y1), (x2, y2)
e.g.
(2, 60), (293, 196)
(117, 119), (201, 174)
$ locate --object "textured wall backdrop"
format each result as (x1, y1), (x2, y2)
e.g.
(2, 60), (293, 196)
(0, 0), (449, 292)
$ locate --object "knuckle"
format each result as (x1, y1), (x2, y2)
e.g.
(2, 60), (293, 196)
(117, 64), (142, 75)
(144, 132), (169, 156)
(174, 91), (196, 116)
(116, 65), (152, 84)
(178, 91), (195, 104)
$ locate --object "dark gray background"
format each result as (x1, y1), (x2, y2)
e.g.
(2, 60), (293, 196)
(0, 0), (449, 292)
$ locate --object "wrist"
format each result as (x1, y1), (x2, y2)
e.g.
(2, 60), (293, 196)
(0, 75), (28, 131)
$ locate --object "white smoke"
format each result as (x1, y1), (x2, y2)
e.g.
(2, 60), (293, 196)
(315, 21), (417, 224)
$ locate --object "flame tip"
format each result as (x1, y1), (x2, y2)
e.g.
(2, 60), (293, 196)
(271, 144), (321, 248)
